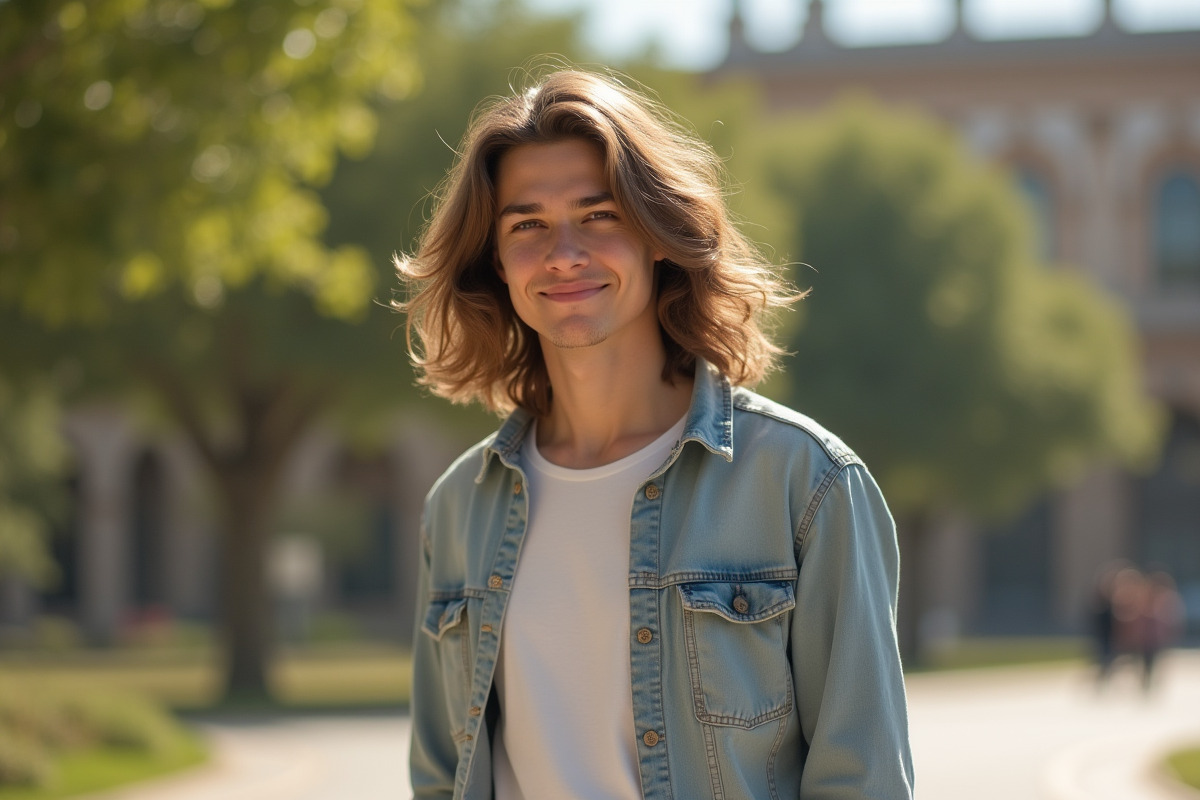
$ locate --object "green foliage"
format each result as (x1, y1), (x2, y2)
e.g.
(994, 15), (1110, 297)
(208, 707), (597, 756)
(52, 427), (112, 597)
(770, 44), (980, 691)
(0, 378), (69, 588)
(0, 0), (426, 701)
(0, 0), (419, 325)
(323, 0), (587, 267)
(0, 684), (195, 790)
(0, 730), (52, 790)
(738, 97), (1162, 518)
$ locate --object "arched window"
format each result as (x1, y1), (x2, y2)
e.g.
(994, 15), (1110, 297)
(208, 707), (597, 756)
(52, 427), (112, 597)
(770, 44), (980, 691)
(1154, 170), (1200, 288)
(1013, 166), (1057, 261)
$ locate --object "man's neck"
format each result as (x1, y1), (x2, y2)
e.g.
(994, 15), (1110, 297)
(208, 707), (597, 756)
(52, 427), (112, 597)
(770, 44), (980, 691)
(536, 341), (693, 470)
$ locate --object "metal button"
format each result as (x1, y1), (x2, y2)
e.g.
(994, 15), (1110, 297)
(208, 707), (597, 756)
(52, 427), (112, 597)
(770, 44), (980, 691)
(732, 595), (750, 614)
(480, 624), (493, 633)
(636, 628), (653, 644)
(513, 481), (522, 495)
(643, 730), (660, 747)
(468, 706), (482, 717)
(488, 575), (503, 589)
(644, 484), (660, 500)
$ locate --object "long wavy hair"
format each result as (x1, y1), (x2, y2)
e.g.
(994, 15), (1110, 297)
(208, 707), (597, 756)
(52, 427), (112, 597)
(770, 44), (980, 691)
(396, 68), (799, 416)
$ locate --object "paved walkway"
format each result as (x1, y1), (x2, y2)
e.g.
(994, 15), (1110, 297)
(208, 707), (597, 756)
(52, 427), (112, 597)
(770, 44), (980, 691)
(85, 650), (1200, 799)
(907, 648), (1200, 800)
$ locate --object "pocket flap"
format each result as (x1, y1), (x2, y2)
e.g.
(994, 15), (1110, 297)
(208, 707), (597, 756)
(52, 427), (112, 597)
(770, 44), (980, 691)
(678, 580), (795, 623)
(421, 596), (468, 640)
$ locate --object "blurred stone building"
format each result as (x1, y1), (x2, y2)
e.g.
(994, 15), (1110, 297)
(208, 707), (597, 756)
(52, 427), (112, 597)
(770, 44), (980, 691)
(715, 0), (1200, 641)
(0, 407), (462, 647)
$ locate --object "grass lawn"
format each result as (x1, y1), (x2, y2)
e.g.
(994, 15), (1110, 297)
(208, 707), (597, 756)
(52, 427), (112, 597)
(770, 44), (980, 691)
(0, 642), (413, 711)
(0, 737), (207, 800)
(0, 643), (412, 798)
(1166, 746), (1200, 792)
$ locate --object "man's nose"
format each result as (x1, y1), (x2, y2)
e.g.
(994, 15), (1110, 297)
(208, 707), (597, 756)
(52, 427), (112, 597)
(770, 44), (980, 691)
(545, 225), (588, 270)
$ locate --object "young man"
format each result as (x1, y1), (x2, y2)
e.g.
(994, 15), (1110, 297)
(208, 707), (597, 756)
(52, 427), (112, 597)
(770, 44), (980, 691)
(399, 69), (914, 799)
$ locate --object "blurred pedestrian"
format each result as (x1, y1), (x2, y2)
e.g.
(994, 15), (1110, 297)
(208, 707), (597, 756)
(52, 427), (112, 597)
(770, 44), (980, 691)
(1111, 566), (1146, 664)
(1134, 570), (1185, 693)
(1090, 560), (1128, 686)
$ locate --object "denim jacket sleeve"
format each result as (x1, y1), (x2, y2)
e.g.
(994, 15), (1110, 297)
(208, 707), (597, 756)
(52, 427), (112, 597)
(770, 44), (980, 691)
(792, 462), (915, 798)
(409, 522), (458, 799)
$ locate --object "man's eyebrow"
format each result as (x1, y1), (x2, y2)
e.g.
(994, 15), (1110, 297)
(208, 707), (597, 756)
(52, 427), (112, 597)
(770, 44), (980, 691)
(575, 192), (614, 209)
(497, 192), (615, 219)
(498, 201), (541, 219)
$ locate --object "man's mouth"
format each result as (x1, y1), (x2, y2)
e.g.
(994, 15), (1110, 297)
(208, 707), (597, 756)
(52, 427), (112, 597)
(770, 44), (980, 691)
(539, 282), (606, 302)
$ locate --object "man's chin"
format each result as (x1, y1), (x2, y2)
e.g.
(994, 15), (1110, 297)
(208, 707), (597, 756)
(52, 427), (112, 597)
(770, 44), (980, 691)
(542, 322), (609, 350)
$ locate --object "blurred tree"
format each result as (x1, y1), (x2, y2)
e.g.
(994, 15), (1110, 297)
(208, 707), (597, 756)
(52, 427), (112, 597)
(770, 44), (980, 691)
(0, 0), (420, 701)
(323, 0), (588, 264)
(0, 376), (68, 589)
(738, 98), (1163, 662)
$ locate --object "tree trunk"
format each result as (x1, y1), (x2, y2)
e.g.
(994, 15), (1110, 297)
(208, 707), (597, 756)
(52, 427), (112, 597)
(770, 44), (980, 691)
(139, 322), (334, 705)
(216, 469), (281, 703)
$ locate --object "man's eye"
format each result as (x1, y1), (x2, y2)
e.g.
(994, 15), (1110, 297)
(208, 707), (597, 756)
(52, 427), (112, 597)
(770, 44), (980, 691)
(587, 210), (618, 221)
(512, 220), (541, 231)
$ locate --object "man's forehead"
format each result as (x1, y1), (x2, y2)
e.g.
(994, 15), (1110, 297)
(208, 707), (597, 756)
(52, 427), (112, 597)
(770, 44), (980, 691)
(493, 139), (612, 212)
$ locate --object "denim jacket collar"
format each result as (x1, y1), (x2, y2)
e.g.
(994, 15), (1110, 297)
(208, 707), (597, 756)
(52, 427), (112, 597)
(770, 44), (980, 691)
(475, 360), (734, 483)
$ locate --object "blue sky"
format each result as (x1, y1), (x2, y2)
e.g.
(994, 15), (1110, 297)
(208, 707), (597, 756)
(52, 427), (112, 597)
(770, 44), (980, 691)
(523, 0), (1200, 70)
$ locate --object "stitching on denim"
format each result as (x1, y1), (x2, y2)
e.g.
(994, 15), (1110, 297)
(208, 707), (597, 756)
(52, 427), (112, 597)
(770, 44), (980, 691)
(703, 722), (725, 800)
(767, 715), (788, 800)
(428, 587), (487, 602)
(679, 597), (795, 623)
(684, 609), (795, 729)
(459, 605), (471, 716)
(795, 457), (854, 556)
(629, 568), (798, 589)
(731, 393), (862, 467)
(683, 606), (709, 722)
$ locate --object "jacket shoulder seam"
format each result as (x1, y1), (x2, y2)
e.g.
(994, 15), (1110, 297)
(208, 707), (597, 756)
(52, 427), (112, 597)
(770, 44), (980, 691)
(794, 457), (859, 557)
(732, 392), (861, 467)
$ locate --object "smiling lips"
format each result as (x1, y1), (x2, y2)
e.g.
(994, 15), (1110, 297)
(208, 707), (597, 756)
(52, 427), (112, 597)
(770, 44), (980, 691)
(538, 282), (607, 302)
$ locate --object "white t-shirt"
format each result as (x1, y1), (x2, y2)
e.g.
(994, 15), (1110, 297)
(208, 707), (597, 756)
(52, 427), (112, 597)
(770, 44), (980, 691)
(492, 417), (687, 800)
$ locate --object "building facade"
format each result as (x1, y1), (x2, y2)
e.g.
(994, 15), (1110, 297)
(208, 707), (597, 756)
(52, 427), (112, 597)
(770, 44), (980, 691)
(0, 407), (463, 648)
(715, 0), (1200, 642)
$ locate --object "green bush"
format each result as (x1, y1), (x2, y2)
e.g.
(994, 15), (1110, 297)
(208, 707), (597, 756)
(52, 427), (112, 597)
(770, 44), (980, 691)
(0, 686), (191, 788)
(61, 695), (177, 755)
(0, 730), (52, 789)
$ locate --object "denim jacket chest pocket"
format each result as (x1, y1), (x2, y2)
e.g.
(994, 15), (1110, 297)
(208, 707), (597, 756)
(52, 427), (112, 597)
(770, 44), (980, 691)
(678, 580), (796, 729)
(420, 594), (474, 743)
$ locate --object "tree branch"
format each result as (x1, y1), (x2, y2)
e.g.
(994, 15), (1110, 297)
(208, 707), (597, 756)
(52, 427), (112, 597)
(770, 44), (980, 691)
(134, 357), (223, 472)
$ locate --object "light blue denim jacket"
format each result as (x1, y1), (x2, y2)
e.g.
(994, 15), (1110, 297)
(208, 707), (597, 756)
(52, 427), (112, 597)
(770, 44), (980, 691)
(410, 362), (915, 799)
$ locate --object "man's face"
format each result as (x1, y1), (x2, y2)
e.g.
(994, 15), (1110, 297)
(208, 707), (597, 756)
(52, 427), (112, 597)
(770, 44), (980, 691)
(493, 138), (663, 353)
